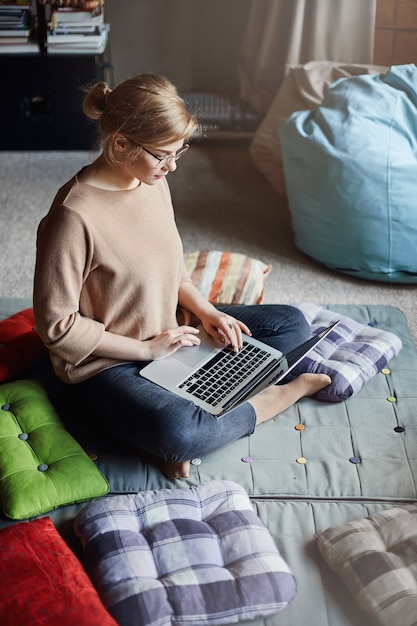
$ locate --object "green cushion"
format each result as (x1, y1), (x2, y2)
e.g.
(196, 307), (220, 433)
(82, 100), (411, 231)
(0, 379), (109, 520)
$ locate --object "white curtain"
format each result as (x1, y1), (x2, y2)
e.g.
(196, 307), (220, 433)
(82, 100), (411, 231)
(239, 0), (377, 112)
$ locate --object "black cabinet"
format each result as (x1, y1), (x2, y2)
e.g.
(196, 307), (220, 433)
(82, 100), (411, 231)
(0, 53), (104, 150)
(0, 1), (109, 150)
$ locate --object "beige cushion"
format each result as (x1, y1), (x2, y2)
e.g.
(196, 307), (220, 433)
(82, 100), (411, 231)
(317, 505), (417, 626)
(250, 60), (387, 193)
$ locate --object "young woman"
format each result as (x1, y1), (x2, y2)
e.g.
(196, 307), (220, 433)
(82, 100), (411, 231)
(33, 74), (330, 479)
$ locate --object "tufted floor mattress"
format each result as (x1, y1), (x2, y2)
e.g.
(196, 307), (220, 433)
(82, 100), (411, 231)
(1, 298), (417, 626)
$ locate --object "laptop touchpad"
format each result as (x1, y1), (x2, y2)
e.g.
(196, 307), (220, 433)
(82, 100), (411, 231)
(173, 343), (217, 367)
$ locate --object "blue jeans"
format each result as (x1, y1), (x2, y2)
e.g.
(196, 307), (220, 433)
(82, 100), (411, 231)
(66, 305), (309, 462)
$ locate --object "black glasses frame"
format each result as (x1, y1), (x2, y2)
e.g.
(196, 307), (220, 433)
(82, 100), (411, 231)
(131, 142), (190, 165)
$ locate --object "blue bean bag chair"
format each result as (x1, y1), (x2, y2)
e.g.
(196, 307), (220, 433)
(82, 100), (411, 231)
(278, 64), (417, 283)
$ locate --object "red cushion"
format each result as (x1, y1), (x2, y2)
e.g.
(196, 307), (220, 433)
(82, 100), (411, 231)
(0, 308), (47, 382)
(0, 517), (117, 626)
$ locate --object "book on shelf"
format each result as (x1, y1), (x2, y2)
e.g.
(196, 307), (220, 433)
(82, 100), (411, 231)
(45, 0), (107, 52)
(0, 3), (31, 19)
(0, 27), (31, 36)
(0, 0), (33, 46)
(38, 1), (104, 12)
(46, 21), (108, 53)
(46, 41), (107, 54)
(0, 6), (30, 17)
(49, 8), (104, 34)
(50, 20), (103, 32)
(0, 0), (108, 53)
(47, 21), (108, 43)
(0, 1), (31, 6)
(0, 40), (37, 50)
(51, 8), (104, 23)
(0, 3), (31, 25)
(50, 23), (101, 34)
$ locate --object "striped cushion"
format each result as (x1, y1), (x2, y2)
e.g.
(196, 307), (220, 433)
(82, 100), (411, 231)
(184, 251), (270, 305)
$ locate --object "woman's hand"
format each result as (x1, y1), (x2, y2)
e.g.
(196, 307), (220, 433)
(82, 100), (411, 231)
(93, 325), (200, 362)
(177, 280), (251, 352)
(147, 325), (201, 360)
(200, 311), (251, 352)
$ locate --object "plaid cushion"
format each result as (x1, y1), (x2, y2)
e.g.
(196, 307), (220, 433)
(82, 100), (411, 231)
(75, 480), (296, 626)
(292, 302), (402, 401)
(317, 505), (417, 626)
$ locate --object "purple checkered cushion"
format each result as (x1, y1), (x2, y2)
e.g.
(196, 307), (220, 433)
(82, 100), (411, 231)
(75, 480), (296, 626)
(292, 303), (402, 402)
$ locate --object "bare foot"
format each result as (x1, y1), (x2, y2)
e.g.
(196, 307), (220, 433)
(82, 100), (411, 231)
(163, 459), (191, 480)
(249, 373), (331, 425)
(290, 372), (332, 397)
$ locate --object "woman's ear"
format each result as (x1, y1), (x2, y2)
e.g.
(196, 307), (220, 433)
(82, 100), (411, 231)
(114, 134), (128, 154)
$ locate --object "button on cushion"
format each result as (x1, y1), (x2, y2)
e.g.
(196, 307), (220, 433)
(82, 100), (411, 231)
(75, 480), (297, 626)
(0, 379), (109, 520)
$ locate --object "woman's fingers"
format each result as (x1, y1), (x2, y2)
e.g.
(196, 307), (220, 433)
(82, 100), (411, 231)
(172, 326), (201, 347)
(151, 326), (200, 360)
(217, 318), (251, 352)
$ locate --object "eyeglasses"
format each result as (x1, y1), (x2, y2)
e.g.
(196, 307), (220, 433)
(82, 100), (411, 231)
(130, 141), (189, 166)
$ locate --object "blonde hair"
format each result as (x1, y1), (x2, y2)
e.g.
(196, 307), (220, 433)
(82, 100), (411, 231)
(82, 74), (199, 163)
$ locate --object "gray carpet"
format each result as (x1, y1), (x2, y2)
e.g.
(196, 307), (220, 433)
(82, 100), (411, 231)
(1, 145), (416, 344)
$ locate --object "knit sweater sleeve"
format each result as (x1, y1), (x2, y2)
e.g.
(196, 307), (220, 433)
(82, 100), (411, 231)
(33, 203), (105, 367)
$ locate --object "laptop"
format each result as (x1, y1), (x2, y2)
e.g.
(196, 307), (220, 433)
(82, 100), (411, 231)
(140, 321), (339, 417)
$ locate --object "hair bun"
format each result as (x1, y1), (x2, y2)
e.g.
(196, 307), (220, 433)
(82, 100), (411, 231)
(83, 82), (112, 120)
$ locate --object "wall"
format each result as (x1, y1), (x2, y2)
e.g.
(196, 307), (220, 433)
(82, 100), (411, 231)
(105, 0), (251, 93)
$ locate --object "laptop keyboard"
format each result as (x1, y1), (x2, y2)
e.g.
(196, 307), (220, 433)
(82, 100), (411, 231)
(178, 341), (271, 407)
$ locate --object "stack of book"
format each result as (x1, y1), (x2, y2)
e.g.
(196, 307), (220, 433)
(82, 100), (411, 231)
(0, 0), (33, 47)
(44, 0), (109, 54)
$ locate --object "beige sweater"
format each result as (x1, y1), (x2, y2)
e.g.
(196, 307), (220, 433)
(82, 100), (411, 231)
(33, 174), (192, 383)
